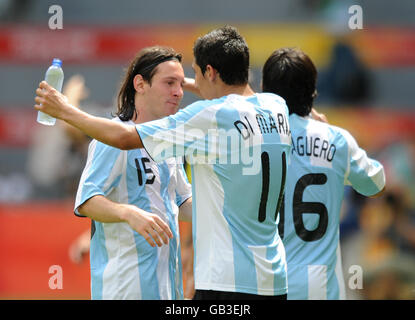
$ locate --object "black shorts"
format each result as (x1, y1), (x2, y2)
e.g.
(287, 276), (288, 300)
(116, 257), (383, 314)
(193, 289), (287, 300)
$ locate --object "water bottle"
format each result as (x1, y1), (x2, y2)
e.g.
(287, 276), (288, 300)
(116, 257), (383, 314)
(37, 58), (64, 126)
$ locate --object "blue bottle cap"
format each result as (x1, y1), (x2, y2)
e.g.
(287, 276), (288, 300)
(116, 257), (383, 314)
(52, 58), (62, 67)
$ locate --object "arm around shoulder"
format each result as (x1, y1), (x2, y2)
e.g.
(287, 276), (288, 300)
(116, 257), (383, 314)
(65, 112), (142, 150)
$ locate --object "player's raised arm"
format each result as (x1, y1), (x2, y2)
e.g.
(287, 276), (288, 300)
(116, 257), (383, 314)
(34, 81), (142, 150)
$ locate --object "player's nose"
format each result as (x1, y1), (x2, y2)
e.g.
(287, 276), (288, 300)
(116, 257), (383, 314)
(173, 84), (183, 99)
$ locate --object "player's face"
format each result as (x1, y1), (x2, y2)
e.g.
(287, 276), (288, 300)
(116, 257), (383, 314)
(142, 60), (184, 120)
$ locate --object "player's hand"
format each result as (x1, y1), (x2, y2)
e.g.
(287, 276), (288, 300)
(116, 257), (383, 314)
(183, 77), (202, 98)
(311, 108), (328, 123)
(124, 205), (173, 247)
(68, 230), (91, 264)
(34, 81), (73, 119)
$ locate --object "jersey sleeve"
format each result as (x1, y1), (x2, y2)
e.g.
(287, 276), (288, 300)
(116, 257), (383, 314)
(175, 163), (192, 207)
(74, 139), (125, 216)
(343, 130), (385, 196)
(135, 100), (216, 163)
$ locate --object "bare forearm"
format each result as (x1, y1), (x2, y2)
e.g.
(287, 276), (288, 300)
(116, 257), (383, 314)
(77, 195), (174, 247)
(78, 195), (129, 223)
(35, 80), (142, 150)
(64, 107), (142, 150)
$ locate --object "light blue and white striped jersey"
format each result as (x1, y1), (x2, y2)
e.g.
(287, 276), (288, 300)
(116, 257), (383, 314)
(74, 118), (192, 300)
(137, 93), (291, 296)
(280, 114), (385, 300)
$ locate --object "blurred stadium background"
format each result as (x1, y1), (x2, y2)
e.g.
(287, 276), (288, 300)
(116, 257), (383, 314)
(0, 0), (414, 299)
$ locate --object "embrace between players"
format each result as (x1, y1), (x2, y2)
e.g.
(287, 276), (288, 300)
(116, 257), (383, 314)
(34, 26), (385, 300)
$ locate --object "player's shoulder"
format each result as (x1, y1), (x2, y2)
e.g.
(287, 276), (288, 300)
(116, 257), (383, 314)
(291, 114), (351, 136)
(177, 96), (236, 123)
(182, 98), (221, 113)
(309, 116), (357, 146)
(255, 92), (289, 116)
(325, 121), (355, 142)
(256, 92), (287, 105)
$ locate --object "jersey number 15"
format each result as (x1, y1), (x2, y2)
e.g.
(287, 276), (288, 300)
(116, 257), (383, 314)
(135, 157), (155, 186)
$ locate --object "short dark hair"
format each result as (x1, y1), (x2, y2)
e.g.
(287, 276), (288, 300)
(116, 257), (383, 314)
(193, 25), (249, 85)
(116, 46), (182, 121)
(262, 48), (317, 116)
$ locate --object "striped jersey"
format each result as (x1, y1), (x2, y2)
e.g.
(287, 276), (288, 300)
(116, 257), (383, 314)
(136, 93), (291, 296)
(74, 118), (192, 300)
(280, 114), (385, 299)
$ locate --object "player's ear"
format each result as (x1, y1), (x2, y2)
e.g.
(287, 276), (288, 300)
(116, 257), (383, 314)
(133, 74), (146, 94)
(205, 64), (217, 82)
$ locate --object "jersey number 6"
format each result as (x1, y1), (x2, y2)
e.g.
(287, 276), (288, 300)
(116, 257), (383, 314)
(278, 173), (328, 242)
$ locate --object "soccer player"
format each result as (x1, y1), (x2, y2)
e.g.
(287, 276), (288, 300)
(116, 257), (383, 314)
(34, 26), (291, 300)
(262, 48), (386, 299)
(73, 46), (192, 299)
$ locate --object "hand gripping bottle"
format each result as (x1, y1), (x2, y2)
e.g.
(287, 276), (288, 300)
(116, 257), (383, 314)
(37, 58), (64, 126)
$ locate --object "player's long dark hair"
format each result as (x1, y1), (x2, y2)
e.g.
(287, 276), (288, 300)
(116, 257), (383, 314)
(262, 48), (317, 116)
(116, 46), (182, 121)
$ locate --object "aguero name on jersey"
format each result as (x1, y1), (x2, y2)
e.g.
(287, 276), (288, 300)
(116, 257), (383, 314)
(279, 114), (385, 300)
(74, 118), (191, 300)
(136, 93), (291, 296)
